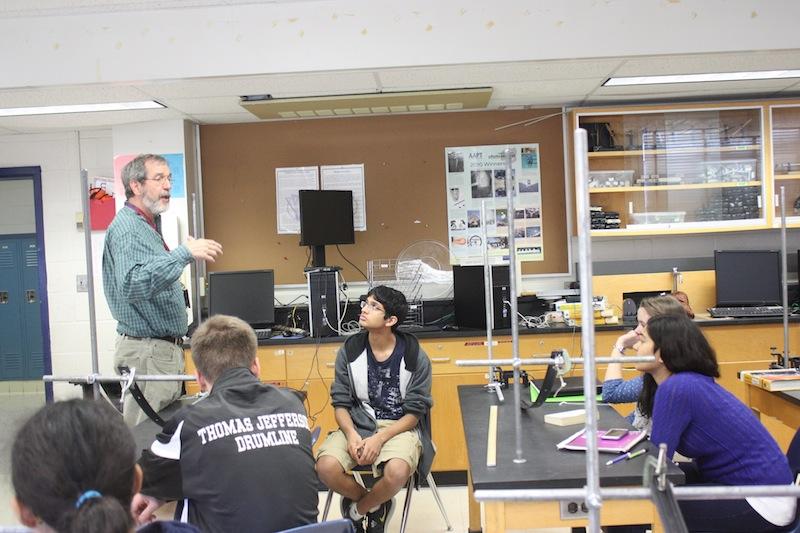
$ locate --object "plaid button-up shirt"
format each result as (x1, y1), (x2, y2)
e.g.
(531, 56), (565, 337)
(102, 205), (193, 338)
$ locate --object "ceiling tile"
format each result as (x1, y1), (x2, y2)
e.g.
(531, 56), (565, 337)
(136, 70), (378, 100)
(614, 50), (800, 77)
(377, 59), (624, 88)
(0, 84), (150, 107)
(160, 96), (246, 115)
(494, 79), (600, 99)
(593, 78), (798, 97)
(191, 112), (262, 124)
(0, 107), (183, 133)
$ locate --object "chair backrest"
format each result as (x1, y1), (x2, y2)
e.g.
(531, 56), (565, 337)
(277, 519), (355, 533)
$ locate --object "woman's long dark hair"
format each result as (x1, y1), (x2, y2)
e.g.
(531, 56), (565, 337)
(636, 314), (719, 417)
(11, 399), (137, 533)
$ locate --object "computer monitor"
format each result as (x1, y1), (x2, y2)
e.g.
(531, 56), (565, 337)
(714, 250), (781, 306)
(299, 189), (355, 267)
(208, 270), (275, 327)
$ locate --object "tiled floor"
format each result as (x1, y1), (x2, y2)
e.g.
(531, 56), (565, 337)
(0, 391), (570, 532)
(0, 390), (47, 528)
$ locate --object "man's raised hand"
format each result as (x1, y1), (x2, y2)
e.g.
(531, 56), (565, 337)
(185, 236), (223, 262)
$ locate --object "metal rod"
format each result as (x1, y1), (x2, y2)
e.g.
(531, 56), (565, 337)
(503, 147), (525, 464)
(780, 186), (790, 368)
(473, 484), (800, 502)
(79, 169), (100, 400)
(481, 200), (495, 383)
(575, 127), (601, 532)
(456, 356), (656, 367)
(43, 374), (196, 383)
(191, 191), (203, 328)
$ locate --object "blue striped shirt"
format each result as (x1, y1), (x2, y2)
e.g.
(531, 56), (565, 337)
(102, 205), (193, 337)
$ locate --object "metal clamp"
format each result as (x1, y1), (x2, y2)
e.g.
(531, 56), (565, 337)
(119, 366), (136, 408)
(552, 348), (572, 396)
(642, 443), (688, 533)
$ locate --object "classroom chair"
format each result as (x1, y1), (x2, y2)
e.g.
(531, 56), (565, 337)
(278, 519), (355, 533)
(321, 463), (452, 533)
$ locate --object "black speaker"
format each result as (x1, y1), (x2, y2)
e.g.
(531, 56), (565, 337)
(622, 298), (637, 326)
(453, 265), (511, 330)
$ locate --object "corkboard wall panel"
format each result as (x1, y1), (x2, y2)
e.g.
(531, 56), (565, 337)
(200, 109), (567, 284)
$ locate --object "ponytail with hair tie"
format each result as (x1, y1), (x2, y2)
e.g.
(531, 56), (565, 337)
(75, 490), (102, 509)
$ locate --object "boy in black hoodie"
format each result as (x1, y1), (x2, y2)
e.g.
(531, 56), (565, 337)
(316, 286), (433, 533)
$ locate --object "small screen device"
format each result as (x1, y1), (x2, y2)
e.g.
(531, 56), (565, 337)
(601, 428), (629, 440)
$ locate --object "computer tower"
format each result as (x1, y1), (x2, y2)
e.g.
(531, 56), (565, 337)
(453, 265), (511, 330)
(306, 268), (341, 337)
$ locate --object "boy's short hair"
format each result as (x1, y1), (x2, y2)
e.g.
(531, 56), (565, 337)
(191, 315), (257, 382)
(367, 285), (408, 332)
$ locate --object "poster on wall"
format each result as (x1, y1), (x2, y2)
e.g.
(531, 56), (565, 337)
(320, 164), (367, 231)
(444, 143), (543, 266)
(275, 166), (319, 234)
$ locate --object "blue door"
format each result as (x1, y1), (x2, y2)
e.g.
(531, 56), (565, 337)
(0, 235), (43, 380)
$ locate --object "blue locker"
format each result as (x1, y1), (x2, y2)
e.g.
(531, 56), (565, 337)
(0, 235), (43, 380)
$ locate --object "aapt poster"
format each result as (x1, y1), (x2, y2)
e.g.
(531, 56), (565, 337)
(444, 144), (543, 266)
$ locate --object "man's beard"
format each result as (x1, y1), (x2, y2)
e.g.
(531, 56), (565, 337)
(143, 194), (169, 216)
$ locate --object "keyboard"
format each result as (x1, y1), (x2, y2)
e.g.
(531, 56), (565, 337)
(253, 328), (272, 339)
(708, 306), (785, 318)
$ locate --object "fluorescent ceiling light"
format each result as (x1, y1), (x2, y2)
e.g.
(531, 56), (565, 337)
(0, 100), (165, 117)
(604, 70), (800, 87)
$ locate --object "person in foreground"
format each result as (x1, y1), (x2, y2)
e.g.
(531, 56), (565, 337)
(602, 295), (687, 431)
(316, 285), (434, 533)
(11, 399), (197, 533)
(134, 314), (319, 533)
(103, 153), (222, 425)
(638, 314), (796, 532)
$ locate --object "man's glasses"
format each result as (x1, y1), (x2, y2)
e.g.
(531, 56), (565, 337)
(360, 300), (385, 313)
(144, 174), (173, 185)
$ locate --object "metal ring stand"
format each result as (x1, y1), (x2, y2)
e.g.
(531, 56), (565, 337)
(454, 135), (800, 532)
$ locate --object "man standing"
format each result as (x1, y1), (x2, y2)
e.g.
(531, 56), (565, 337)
(103, 154), (222, 425)
(133, 315), (319, 532)
(316, 286), (434, 533)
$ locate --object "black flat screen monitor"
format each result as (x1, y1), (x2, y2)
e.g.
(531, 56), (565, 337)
(714, 250), (781, 306)
(208, 270), (275, 327)
(299, 190), (355, 246)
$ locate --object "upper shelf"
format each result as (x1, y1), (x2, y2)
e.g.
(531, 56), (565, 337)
(774, 172), (800, 181)
(587, 145), (761, 158)
(589, 181), (762, 194)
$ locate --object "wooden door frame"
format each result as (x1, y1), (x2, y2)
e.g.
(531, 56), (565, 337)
(0, 167), (51, 401)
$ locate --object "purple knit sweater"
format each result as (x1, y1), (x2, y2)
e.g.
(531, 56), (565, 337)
(651, 372), (792, 486)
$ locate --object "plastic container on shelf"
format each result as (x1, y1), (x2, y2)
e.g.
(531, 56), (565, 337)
(629, 211), (686, 224)
(588, 170), (634, 188)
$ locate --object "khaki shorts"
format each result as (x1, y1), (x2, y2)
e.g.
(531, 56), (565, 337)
(317, 419), (422, 476)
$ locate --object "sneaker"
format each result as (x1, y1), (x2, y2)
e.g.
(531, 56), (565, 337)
(366, 497), (395, 533)
(340, 496), (365, 533)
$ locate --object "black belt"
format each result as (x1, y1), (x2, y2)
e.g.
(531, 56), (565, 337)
(123, 334), (183, 345)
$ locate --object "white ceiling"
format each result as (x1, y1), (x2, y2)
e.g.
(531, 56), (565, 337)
(1, 1), (800, 134)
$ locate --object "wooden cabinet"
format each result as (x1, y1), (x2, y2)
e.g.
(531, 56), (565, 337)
(770, 103), (800, 227)
(182, 321), (786, 471)
(184, 344), (288, 395)
(573, 103), (768, 235)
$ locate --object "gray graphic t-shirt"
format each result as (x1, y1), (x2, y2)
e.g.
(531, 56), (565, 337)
(367, 336), (405, 420)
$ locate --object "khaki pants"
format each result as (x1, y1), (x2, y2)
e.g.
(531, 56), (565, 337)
(317, 420), (422, 476)
(115, 335), (185, 426)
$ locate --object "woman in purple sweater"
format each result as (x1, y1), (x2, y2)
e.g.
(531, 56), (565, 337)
(636, 314), (796, 532)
